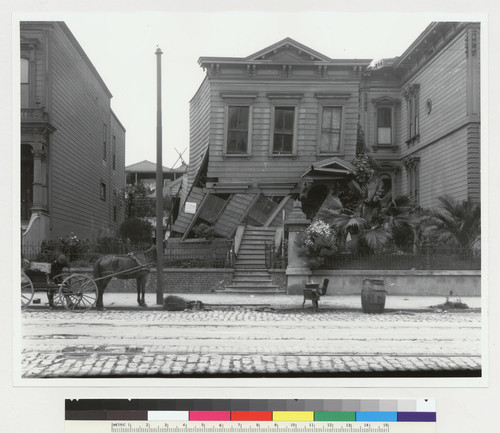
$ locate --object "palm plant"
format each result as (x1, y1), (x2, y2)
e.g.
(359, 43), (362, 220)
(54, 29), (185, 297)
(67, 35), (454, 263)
(426, 195), (480, 250)
(318, 179), (415, 252)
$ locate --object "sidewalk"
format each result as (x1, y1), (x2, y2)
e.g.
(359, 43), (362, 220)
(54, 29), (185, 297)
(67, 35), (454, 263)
(28, 291), (481, 311)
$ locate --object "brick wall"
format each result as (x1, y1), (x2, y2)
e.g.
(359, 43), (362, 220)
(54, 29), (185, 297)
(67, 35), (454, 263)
(74, 267), (234, 293)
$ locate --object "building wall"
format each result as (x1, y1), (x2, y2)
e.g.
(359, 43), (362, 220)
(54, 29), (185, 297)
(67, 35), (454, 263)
(398, 28), (476, 207)
(21, 22), (126, 242)
(186, 77), (211, 203)
(205, 81), (360, 185)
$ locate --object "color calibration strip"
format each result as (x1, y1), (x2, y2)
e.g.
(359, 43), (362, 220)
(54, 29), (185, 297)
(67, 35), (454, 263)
(65, 399), (436, 422)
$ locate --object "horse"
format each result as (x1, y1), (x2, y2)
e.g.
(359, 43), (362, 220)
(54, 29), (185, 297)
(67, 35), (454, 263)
(93, 245), (156, 310)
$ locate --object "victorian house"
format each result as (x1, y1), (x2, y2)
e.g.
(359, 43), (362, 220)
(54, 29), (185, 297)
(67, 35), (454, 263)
(172, 22), (480, 240)
(169, 22), (480, 289)
(21, 21), (126, 249)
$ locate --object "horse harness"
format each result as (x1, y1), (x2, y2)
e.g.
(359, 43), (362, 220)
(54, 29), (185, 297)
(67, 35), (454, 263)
(126, 252), (152, 273)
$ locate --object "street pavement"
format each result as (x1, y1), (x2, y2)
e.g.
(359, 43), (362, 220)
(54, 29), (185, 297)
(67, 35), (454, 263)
(21, 292), (482, 378)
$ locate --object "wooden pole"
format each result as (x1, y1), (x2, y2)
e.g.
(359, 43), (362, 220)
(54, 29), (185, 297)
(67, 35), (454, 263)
(155, 47), (164, 305)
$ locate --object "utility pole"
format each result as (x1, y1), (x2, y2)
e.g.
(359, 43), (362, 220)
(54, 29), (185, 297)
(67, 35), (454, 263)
(155, 47), (164, 305)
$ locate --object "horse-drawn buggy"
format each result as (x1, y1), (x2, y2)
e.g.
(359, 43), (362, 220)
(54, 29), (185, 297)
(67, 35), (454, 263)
(21, 245), (156, 311)
(21, 255), (98, 311)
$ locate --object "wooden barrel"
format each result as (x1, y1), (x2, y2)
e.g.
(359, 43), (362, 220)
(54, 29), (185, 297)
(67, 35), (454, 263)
(361, 279), (387, 314)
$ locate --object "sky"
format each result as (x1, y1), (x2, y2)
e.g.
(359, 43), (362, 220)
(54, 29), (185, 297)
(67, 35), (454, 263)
(14, 11), (478, 168)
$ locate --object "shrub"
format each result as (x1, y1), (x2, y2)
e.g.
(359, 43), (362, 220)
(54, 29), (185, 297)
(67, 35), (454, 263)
(295, 220), (338, 269)
(119, 218), (153, 243)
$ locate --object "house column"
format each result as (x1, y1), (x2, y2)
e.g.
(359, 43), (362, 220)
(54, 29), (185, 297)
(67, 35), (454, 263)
(284, 200), (311, 295)
(31, 138), (48, 213)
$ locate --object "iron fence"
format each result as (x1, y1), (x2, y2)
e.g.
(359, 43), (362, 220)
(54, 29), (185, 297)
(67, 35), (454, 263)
(21, 239), (234, 269)
(265, 241), (288, 270)
(320, 246), (480, 271)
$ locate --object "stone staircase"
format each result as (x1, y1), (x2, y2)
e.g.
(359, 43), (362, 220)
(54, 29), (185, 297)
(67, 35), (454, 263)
(222, 226), (284, 293)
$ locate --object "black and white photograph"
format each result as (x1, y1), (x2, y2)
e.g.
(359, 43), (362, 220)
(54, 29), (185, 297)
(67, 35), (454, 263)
(15, 11), (485, 382)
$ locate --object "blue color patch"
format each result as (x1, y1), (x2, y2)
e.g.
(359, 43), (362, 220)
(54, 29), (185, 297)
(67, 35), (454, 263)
(356, 412), (398, 422)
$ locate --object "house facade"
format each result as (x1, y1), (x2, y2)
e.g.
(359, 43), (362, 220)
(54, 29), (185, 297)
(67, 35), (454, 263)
(172, 22), (480, 242)
(172, 37), (370, 241)
(20, 21), (126, 246)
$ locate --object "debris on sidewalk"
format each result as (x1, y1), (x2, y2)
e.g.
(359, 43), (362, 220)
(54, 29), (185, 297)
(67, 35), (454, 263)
(163, 295), (205, 311)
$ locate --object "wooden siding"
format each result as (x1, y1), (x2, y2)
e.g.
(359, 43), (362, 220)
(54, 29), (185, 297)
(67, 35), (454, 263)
(205, 82), (360, 185)
(399, 31), (469, 155)
(46, 23), (125, 240)
(417, 127), (469, 208)
(467, 123), (480, 202)
(186, 77), (211, 200)
(171, 187), (205, 235)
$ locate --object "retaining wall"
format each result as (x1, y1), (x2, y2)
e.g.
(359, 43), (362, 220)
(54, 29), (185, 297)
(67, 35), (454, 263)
(74, 267), (480, 297)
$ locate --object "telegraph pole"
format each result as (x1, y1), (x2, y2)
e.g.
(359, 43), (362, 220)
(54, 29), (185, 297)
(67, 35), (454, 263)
(155, 47), (164, 305)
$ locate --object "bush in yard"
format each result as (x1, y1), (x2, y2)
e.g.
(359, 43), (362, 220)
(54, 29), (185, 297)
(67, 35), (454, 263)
(119, 218), (153, 244)
(295, 220), (338, 269)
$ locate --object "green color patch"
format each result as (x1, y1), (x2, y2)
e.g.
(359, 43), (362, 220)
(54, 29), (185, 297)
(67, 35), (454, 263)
(314, 412), (356, 421)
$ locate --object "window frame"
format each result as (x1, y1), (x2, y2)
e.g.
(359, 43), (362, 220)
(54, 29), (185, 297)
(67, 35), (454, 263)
(100, 182), (107, 201)
(267, 93), (303, 157)
(317, 105), (344, 155)
(112, 135), (116, 170)
(220, 92), (257, 157)
(20, 57), (30, 108)
(403, 84), (420, 145)
(403, 156), (420, 204)
(103, 124), (107, 161)
(224, 104), (252, 156)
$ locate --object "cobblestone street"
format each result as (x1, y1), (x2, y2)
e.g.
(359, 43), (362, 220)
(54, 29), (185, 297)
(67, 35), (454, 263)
(21, 308), (481, 378)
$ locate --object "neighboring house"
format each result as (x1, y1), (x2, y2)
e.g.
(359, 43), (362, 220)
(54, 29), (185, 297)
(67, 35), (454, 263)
(361, 22), (480, 208)
(21, 21), (126, 246)
(125, 159), (188, 225)
(173, 22), (480, 242)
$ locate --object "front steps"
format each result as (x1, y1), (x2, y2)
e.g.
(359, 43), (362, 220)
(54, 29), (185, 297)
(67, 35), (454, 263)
(221, 227), (285, 294)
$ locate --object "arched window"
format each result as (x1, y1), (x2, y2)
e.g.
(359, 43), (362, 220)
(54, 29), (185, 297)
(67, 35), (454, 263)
(21, 58), (30, 107)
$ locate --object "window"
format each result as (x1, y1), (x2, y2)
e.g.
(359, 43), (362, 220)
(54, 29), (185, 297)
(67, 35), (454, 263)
(273, 107), (295, 154)
(319, 106), (342, 153)
(403, 84), (420, 144)
(198, 194), (230, 224)
(227, 106), (249, 154)
(100, 182), (107, 201)
(21, 58), (30, 107)
(112, 135), (116, 170)
(113, 190), (117, 221)
(103, 124), (107, 160)
(246, 196), (283, 226)
(377, 107), (392, 145)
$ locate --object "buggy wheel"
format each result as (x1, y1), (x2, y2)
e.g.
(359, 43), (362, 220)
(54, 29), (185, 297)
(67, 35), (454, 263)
(21, 271), (34, 309)
(49, 272), (71, 307)
(60, 274), (97, 312)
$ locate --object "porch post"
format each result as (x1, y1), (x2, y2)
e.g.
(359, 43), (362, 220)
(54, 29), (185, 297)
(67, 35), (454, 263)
(284, 200), (311, 295)
(31, 140), (47, 213)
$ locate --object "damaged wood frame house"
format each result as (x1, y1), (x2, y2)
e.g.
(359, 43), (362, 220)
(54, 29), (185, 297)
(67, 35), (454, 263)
(171, 23), (480, 273)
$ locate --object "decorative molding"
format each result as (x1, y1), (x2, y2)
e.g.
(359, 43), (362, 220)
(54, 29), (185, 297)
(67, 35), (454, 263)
(371, 96), (400, 106)
(219, 91), (258, 100)
(402, 83), (420, 99)
(246, 64), (257, 78)
(401, 155), (420, 167)
(315, 92), (351, 100)
(266, 92), (304, 100)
